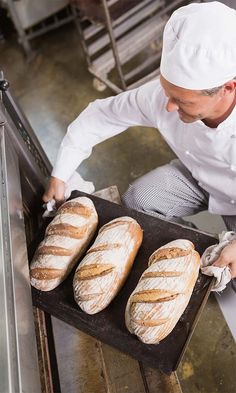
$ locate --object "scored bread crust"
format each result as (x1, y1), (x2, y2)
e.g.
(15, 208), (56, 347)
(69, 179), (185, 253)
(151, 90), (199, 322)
(125, 239), (200, 344)
(73, 216), (143, 314)
(30, 197), (98, 291)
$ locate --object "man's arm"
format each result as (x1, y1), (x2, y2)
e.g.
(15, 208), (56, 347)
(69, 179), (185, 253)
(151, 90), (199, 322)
(213, 241), (236, 278)
(43, 80), (161, 202)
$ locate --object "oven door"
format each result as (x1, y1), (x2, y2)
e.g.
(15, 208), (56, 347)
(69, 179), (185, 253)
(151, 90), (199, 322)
(0, 76), (51, 393)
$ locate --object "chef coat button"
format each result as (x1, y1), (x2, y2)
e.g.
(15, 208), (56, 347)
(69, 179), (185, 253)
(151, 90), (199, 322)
(231, 134), (236, 138)
(230, 199), (235, 204)
(230, 164), (236, 172)
(185, 150), (190, 155)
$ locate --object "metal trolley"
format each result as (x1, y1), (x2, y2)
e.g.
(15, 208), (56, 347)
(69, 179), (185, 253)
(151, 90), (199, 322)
(72, 0), (199, 93)
(1, 0), (78, 57)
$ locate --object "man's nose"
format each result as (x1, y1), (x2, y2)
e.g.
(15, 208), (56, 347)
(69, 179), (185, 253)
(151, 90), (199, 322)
(166, 98), (179, 112)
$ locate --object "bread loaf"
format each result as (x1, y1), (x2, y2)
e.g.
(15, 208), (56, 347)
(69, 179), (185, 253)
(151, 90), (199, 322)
(125, 239), (200, 344)
(73, 216), (143, 314)
(30, 197), (98, 291)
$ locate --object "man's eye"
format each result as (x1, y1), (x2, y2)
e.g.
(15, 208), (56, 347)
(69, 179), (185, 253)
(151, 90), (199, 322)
(179, 101), (191, 106)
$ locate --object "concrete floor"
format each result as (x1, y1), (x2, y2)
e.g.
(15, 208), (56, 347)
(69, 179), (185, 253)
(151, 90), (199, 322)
(1, 19), (236, 393)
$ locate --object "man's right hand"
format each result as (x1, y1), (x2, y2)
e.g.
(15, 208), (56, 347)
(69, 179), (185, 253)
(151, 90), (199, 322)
(43, 176), (65, 203)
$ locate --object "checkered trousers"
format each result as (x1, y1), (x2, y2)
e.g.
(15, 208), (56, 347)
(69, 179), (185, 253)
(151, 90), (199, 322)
(122, 159), (236, 232)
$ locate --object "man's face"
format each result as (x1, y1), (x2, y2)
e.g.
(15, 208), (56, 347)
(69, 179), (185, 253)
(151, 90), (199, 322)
(160, 75), (223, 123)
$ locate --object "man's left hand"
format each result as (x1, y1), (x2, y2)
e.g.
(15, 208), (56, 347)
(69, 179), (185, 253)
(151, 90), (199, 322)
(213, 240), (236, 278)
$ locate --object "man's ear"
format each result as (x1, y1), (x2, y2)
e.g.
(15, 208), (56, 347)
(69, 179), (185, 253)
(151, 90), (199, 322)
(222, 80), (236, 96)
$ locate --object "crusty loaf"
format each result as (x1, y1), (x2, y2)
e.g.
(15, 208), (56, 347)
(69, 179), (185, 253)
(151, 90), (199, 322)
(30, 197), (98, 291)
(125, 239), (200, 344)
(73, 216), (143, 314)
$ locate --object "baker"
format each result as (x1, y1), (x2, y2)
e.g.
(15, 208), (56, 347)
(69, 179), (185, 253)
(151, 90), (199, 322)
(43, 1), (236, 279)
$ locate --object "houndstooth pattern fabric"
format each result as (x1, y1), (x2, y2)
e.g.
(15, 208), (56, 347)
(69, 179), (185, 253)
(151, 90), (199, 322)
(122, 159), (236, 232)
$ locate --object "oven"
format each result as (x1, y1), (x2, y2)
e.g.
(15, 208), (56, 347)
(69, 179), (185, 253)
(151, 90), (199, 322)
(1, 72), (233, 393)
(0, 75), (57, 393)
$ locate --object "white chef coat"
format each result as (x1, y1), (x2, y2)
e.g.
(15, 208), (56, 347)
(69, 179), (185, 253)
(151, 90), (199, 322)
(52, 79), (236, 215)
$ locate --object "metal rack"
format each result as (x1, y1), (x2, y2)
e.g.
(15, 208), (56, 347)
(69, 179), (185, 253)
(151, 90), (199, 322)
(1, 0), (78, 57)
(73, 0), (195, 93)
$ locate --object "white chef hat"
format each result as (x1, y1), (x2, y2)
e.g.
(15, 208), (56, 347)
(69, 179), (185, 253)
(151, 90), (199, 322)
(160, 1), (236, 90)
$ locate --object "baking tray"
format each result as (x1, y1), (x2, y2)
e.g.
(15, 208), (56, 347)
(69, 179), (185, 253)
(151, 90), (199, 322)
(29, 191), (217, 374)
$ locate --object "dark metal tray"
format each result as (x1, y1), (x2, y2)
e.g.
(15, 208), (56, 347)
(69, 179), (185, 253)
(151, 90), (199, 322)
(30, 191), (217, 374)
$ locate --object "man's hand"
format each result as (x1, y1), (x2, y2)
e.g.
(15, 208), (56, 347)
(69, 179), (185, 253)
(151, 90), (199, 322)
(43, 176), (65, 203)
(213, 241), (236, 278)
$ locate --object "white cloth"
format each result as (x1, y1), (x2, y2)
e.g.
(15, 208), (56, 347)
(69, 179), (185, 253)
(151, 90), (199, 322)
(201, 231), (234, 292)
(160, 1), (236, 89)
(64, 171), (95, 197)
(52, 78), (236, 215)
(43, 171), (94, 217)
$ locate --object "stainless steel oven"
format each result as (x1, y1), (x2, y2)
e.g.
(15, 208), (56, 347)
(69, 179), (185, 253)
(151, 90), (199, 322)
(1, 72), (234, 393)
(0, 74), (56, 393)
